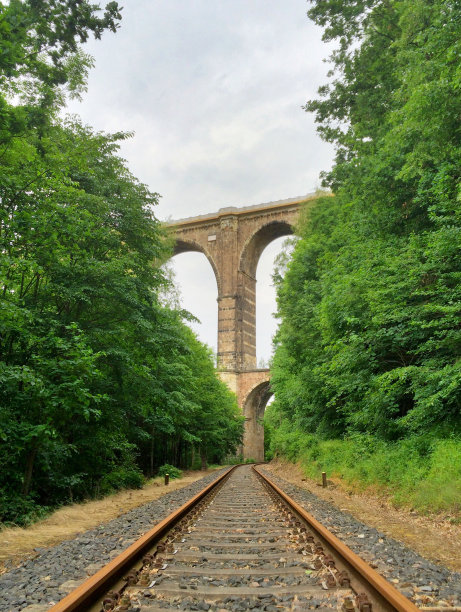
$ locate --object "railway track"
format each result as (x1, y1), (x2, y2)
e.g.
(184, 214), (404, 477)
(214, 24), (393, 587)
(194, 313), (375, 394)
(50, 465), (421, 612)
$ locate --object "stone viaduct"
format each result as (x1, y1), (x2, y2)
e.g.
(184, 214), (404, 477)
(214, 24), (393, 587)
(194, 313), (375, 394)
(168, 194), (318, 460)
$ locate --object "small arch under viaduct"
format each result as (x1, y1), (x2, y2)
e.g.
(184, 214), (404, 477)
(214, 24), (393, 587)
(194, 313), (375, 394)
(168, 195), (319, 460)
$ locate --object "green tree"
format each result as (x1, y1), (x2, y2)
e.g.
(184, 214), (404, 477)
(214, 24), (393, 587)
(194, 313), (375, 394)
(0, 0), (121, 139)
(0, 114), (244, 522)
(0, 2), (243, 524)
(182, 327), (244, 467)
(270, 0), (461, 450)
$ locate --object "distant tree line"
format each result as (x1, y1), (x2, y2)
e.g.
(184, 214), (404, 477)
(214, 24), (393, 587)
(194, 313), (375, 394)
(0, 1), (243, 525)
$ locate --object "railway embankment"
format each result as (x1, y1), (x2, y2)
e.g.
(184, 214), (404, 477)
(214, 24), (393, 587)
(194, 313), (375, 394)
(260, 464), (461, 609)
(1, 465), (460, 611)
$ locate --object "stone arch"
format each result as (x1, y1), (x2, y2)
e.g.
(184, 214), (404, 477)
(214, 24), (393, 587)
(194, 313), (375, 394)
(243, 379), (273, 420)
(239, 220), (294, 279)
(241, 378), (272, 461)
(172, 238), (221, 294)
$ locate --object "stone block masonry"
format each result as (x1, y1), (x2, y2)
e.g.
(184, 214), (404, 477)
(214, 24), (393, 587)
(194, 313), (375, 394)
(168, 195), (321, 460)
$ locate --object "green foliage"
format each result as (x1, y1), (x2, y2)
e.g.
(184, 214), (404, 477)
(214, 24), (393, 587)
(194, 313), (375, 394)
(268, 0), (461, 513)
(179, 328), (244, 466)
(100, 467), (144, 494)
(0, 1), (244, 525)
(0, 0), (121, 125)
(224, 454), (245, 465)
(272, 192), (460, 440)
(190, 456), (204, 471)
(267, 426), (461, 514)
(157, 464), (182, 480)
(403, 439), (461, 514)
(0, 490), (51, 527)
(264, 419), (275, 461)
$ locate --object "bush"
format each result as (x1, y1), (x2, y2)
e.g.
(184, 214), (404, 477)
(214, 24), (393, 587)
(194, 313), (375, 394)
(224, 454), (244, 465)
(267, 423), (461, 515)
(0, 491), (50, 526)
(100, 467), (144, 494)
(157, 464), (182, 479)
(190, 457), (203, 471)
(399, 439), (461, 514)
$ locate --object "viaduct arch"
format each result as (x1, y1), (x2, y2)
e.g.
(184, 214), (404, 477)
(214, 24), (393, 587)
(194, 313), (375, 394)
(168, 194), (318, 460)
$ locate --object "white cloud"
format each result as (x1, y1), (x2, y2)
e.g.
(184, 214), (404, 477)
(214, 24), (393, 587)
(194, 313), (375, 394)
(67, 0), (334, 361)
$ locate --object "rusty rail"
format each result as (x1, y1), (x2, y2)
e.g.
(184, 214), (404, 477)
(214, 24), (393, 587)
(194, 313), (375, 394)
(254, 466), (420, 612)
(49, 464), (422, 612)
(49, 466), (236, 612)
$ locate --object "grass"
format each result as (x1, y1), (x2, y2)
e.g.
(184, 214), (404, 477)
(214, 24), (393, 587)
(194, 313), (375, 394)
(268, 422), (461, 517)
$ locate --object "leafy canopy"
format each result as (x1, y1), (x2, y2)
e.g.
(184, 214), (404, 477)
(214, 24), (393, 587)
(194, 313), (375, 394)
(269, 0), (461, 449)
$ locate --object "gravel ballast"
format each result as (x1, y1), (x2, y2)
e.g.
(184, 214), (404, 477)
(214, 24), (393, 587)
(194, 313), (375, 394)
(259, 467), (461, 608)
(0, 469), (228, 612)
(1, 466), (460, 611)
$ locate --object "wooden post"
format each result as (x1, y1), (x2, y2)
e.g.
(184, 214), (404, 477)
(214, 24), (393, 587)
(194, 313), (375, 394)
(322, 472), (327, 488)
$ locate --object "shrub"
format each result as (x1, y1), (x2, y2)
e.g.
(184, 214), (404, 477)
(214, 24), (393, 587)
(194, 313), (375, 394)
(190, 457), (203, 471)
(224, 454), (244, 465)
(100, 467), (144, 494)
(157, 464), (182, 479)
(400, 439), (461, 513)
(0, 491), (50, 526)
(267, 422), (461, 515)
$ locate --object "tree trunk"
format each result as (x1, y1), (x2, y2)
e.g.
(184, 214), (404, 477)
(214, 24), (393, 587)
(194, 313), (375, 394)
(150, 429), (155, 478)
(200, 448), (207, 471)
(22, 444), (38, 497)
(191, 445), (195, 469)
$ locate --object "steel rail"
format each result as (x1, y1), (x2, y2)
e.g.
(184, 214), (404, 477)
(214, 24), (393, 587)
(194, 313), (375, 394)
(49, 466), (236, 612)
(254, 466), (420, 612)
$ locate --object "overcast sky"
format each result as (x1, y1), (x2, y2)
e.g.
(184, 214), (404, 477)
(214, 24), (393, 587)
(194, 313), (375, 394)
(68, 0), (334, 361)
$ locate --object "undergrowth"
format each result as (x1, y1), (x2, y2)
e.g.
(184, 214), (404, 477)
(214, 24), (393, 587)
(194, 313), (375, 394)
(267, 422), (461, 516)
(157, 464), (183, 479)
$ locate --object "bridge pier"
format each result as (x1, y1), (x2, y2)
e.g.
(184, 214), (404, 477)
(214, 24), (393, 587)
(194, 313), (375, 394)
(218, 369), (271, 462)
